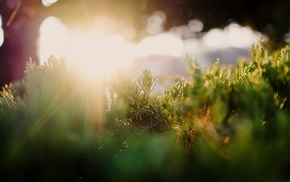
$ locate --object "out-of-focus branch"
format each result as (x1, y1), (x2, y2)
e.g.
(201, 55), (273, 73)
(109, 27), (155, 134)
(6, 0), (22, 27)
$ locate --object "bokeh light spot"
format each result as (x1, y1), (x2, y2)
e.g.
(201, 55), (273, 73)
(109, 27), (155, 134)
(138, 33), (184, 57)
(147, 11), (166, 35)
(188, 19), (204, 32)
(42, 0), (58, 7)
(39, 16), (68, 64)
(202, 23), (263, 48)
(0, 15), (4, 47)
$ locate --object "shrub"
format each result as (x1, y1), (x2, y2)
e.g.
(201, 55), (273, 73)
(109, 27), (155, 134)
(0, 45), (290, 181)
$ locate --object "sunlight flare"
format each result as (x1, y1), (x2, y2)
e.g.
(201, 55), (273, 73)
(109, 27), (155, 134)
(67, 32), (137, 79)
(38, 16), (187, 80)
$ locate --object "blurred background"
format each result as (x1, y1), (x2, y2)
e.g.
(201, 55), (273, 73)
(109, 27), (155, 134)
(1, 0), (290, 88)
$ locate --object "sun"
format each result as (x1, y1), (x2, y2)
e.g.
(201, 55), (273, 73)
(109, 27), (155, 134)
(39, 16), (137, 80)
(67, 32), (136, 79)
(38, 16), (186, 81)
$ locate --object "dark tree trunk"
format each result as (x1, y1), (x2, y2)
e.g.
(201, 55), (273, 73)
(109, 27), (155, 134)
(0, 21), (40, 87)
(0, 0), (44, 88)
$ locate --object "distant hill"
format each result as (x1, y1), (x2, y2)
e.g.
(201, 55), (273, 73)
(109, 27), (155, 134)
(126, 47), (250, 94)
(128, 47), (250, 77)
(197, 47), (250, 66)
(128, 55), (187, 79)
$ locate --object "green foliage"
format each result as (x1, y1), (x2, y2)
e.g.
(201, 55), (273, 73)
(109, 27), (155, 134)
(112, 69), (168, 132)
(1, 45), (290, 181)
